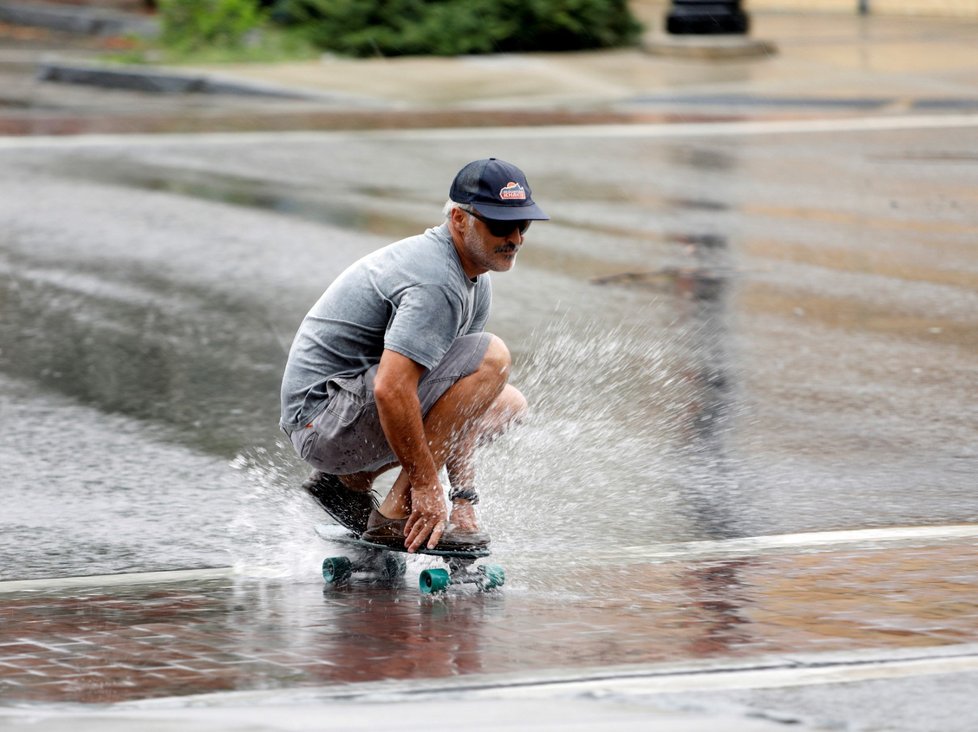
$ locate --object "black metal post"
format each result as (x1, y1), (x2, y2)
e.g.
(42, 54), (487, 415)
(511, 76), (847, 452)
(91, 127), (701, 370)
(666, 0), (750, 35)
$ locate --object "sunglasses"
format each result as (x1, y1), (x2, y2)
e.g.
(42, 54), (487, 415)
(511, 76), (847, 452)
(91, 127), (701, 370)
(465, 209), (531, 238)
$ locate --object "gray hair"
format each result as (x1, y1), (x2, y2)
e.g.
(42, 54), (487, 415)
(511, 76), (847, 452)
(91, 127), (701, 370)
(443, 199), (475, 219)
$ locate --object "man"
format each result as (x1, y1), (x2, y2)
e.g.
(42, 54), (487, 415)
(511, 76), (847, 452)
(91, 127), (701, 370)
(280, 158), (548, 553)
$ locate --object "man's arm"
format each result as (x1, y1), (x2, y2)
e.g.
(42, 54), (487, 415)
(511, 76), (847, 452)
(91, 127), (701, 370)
(373, 348), (447, 552)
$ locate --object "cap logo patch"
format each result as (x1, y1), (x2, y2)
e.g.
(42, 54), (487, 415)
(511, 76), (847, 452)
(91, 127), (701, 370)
(499, 181), (526, 200)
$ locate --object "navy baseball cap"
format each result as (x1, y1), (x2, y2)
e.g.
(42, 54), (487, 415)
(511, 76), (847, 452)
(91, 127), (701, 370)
(450, 158), (549, 221)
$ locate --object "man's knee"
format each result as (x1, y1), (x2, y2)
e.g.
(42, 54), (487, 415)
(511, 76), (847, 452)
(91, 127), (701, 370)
(499, 384), (528, 421)
(480, 334), (512, 382)
(476, 384), (527, 447)
(482, 336), (527, 424)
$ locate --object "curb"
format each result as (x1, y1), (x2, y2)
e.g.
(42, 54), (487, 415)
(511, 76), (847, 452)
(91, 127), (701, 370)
(0, 0), (157, 37)
(36, 60), (337, 100)
(643, 33), (777, 59)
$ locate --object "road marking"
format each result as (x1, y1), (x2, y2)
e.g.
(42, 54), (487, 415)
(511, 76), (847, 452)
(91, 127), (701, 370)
(0, 113), (977, 149)
(504, 524), (978, 568)
(2, 524), (975, 592)
(0, 567), (233, 594)
(369, 114), (978, 142)
(582, 523), (978, 566)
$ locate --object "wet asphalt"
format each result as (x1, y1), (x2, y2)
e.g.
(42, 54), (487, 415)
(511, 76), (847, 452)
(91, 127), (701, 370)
(1, 6), (978, 731)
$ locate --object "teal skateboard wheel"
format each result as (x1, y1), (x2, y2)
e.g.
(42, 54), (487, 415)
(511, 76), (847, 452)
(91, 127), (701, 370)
(478, 564), (505, 591)
(419, 568), (450, 594)
(322, 556), (353, 584)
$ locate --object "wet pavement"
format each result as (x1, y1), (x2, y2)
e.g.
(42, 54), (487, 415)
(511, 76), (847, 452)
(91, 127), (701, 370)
(2, 123), (975, 567)
(1, 115), (977, 730)
(3, 535), (978, 706)
(2, 4), (978, 730)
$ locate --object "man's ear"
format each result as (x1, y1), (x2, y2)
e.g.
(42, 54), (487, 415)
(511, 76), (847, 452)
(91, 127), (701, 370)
(448, 206), (468, 234)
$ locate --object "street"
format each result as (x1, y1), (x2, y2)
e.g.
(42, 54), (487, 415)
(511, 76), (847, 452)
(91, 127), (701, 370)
(1, 8), (977, 731)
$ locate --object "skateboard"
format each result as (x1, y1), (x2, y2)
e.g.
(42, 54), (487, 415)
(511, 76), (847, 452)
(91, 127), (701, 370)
(314, 523), (505, 594)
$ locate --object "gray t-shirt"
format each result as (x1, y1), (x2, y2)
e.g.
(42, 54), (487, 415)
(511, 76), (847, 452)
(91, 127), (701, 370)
(280, 223), (491, 431)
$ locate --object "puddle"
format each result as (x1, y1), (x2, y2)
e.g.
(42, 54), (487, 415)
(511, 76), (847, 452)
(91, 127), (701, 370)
(45, 157), (427, 237)
(0, 252), (285, 456)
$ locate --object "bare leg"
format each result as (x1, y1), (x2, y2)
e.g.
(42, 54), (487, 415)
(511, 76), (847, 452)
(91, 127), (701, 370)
(445, 383), (527, 531)
(377, 335), (524, 521)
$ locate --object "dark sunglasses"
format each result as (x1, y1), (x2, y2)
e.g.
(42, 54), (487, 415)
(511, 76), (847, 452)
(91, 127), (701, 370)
(465, 209), (531, 238)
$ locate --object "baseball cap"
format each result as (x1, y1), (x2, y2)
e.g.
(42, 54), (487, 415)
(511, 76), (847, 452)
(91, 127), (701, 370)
(449, 158), (549, 221)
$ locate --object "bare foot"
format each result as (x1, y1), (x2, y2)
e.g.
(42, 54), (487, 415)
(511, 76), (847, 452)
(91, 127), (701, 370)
(449, 501), (481, 533)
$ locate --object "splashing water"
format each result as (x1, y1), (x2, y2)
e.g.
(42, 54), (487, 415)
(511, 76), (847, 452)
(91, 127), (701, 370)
(228, 444), (328, 582)
(226, 314), (741, 588)
(477, 316), (724, 566)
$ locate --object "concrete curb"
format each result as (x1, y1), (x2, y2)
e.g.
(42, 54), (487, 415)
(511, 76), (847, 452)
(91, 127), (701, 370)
(0, 0), (157, 37)
(643, 33), (777, 59)
(36, 60), (343, 100)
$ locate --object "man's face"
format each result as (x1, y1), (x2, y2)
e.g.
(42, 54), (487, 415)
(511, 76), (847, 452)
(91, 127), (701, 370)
(455, 209), (529, 276)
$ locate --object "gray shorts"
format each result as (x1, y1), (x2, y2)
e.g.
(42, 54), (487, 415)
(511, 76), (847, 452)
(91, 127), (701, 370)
(290, 332), (492, 475)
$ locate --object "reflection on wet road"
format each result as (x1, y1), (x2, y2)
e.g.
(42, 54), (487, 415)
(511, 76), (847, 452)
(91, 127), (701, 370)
(3, 534), (977, 703)
(1, 121), (977, 713)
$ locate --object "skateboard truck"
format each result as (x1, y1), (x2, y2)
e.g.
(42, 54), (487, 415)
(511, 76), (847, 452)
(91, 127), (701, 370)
(316, 523), (505, 594)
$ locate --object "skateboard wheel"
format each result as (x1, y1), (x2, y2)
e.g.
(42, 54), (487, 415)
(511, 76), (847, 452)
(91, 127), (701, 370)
(322, 556), (353, 584)
(382, 553), (407, 580)
(478, 564), (505, 591)
(419, 568), (450, 594)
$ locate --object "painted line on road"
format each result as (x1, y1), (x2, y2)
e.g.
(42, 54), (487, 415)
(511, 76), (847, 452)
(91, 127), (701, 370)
(366, 113), (978, 142)
(507, 523), (978, 568)
(585, 523), (978, 566)
(2, 523), (975, 592)
(1, 113), (977, 149)
(0, 566), (233, 594)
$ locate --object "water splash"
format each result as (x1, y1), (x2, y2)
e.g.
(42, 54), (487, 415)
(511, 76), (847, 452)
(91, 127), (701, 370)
(474, 313), (744, 587)
(228, 443), (326, 582)
(226, 313), (747, 590)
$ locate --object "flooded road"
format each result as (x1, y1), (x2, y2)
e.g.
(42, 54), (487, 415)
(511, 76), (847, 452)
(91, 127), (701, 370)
(2, 3), (977, 723)
(2, 121), (975, 582)
(2, 118), (977, 730)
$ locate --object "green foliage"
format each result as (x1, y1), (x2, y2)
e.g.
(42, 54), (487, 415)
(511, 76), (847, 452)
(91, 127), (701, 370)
(276, 0), (642, 57)
(109, 29), (318, 65)
(160, 0), (267, 53)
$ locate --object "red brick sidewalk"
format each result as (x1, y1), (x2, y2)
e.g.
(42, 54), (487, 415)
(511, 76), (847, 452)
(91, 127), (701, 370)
(2, 538), (977, 704)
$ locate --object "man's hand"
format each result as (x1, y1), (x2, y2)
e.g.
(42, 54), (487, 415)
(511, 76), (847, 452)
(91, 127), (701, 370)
(404, 482), (449, 552)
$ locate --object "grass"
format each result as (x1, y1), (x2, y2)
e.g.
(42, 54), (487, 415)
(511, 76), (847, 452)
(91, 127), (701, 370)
(107, 26), (320, 66)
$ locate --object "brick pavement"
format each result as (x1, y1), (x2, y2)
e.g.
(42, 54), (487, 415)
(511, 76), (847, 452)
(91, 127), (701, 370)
(1, 538), (976, 704)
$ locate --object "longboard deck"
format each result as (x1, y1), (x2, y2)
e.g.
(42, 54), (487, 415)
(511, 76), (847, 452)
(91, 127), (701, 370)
(314, 522), (491, 559)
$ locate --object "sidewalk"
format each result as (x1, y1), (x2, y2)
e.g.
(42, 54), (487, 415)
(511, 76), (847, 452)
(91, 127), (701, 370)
(185, 13), (978, 116)
(2, 7), (977, 135)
